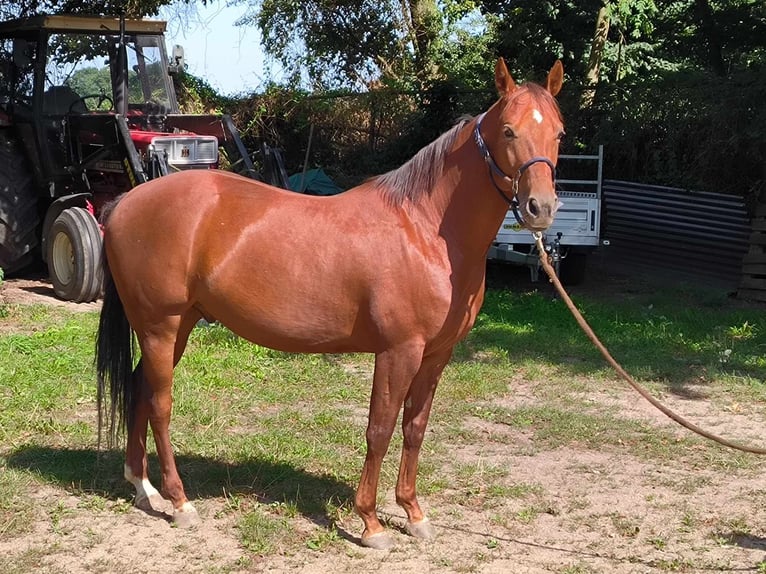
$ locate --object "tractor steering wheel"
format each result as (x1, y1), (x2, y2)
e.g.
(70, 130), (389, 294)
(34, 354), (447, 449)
(69, 94), (115, 113)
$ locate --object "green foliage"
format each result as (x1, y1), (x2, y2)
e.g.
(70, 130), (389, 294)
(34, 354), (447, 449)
(586, 65), (766, 204)
(8, 0), (763, 200)
(484, 1), (764, 203)
(173, 70), (234, 114)
(67, 66), (111, 98)
(236, 0), (405, 89)
(480, 0), (599, 81)
(233, 0), (493, 90)
(2, 0), (182, 19)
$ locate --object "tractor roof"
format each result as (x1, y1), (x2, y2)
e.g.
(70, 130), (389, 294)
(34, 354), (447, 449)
(0, 14), (167, 38)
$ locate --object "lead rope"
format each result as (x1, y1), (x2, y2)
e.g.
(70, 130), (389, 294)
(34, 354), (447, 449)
(533, 232), (766, 455)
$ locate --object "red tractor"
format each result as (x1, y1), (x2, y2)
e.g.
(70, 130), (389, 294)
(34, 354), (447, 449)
(0, 14), (287, 301)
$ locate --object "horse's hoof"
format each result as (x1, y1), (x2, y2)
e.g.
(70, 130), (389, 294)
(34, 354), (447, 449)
(360, 531), (395, 550)
(172, 503), (201, 528)
(406, 517), (435, 540)
(135, 492), (170, 515)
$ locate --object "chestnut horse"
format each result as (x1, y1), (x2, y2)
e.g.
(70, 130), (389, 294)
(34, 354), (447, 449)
(96, 58), (564, 549)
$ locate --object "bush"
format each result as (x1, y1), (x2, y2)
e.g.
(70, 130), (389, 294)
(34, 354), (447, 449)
(582, 67), (766, 212)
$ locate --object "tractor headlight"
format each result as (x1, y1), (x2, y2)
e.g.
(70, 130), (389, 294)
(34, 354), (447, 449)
(150, 135), (219, 168)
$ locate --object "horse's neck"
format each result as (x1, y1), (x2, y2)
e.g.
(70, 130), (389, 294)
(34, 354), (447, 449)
(428, 124), (510, 266)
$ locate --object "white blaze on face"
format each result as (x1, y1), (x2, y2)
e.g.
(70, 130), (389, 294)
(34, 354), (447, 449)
(532, 109), (544, 124)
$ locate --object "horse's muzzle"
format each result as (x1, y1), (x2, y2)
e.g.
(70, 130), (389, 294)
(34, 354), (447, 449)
(522, 196), (561, 231)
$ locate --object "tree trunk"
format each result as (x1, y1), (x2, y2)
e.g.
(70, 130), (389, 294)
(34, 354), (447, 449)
(581, 2), (610, 108)
(405, 0), (441, 84)
(693, 0), (726, 76)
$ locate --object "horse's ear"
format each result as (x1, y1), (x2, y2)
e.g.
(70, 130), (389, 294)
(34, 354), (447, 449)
(495, 58), (517, 97)
(546, 60), (564, 96)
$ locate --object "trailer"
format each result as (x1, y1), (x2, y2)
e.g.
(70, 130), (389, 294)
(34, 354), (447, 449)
(487, 145), (607, 284)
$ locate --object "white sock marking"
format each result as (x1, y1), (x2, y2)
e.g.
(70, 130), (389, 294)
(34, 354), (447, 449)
(179, 501), (197, 513)
(124, 464), (160, 499)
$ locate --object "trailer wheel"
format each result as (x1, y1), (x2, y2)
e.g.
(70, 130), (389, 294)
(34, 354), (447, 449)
(47, 207), (102, 302)
(0, 131), (39, 274)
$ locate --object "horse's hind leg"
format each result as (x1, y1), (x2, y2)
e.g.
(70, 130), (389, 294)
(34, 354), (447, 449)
(396, 348), (452, 540)
(124, 359), (170, 516)
(125, 310), (201, 525)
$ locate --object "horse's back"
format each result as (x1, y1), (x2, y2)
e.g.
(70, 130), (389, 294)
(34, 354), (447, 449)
(110, 169), (291, 219)
(106, 169), (333, 256)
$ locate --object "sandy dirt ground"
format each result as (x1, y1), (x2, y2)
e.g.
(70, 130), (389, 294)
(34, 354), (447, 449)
(0, 273), (101, 312)
(2, 262), (766, 573)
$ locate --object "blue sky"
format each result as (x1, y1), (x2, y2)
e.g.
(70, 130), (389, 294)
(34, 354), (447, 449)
(160, 2), (280, 95)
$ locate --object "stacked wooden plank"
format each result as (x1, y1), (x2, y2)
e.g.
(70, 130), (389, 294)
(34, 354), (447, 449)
(738, 203), (766, 302)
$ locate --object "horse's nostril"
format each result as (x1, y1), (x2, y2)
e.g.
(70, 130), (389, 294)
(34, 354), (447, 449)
(527, 198), (540, 217)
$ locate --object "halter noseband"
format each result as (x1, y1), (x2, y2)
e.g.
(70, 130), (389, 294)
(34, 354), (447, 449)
(473, 112), (556, 226)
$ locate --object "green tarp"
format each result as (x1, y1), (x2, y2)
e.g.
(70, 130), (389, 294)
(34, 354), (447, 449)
(288, 169), (343, 196)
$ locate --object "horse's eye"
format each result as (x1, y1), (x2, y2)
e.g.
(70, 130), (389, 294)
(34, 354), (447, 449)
(503, 126), (516, 139)
(557, 130), (566, 142)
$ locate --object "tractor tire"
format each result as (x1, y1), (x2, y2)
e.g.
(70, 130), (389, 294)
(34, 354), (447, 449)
(0, 131), (39, 274)
(46, 207), (103, 302)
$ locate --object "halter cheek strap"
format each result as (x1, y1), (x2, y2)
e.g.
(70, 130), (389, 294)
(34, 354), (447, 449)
(473, 112), (556, 226)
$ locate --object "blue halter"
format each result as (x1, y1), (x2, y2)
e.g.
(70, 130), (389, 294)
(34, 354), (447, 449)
(473, 112), (556, 226)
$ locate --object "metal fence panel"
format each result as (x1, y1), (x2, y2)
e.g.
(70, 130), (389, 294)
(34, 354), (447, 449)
(602, 180), (750, 280)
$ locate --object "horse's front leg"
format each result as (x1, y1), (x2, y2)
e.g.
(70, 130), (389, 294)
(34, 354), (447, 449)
(356, 342), (425, 549)
(124, 360), (170, 515)
(395, 348), (452, 540)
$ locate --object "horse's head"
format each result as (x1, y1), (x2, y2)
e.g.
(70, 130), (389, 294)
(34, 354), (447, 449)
(475, 58), (565, 232)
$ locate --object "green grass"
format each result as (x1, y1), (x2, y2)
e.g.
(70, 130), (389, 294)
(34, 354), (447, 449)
(0, 280), (765, 559)
(237, 504), (293, 554)
(0, 466), (36, 538)
(469, 288), (766, 391)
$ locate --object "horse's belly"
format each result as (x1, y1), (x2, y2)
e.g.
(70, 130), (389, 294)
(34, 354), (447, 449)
(197, 291), (376, 354)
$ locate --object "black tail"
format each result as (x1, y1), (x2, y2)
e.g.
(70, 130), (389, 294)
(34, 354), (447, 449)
(95, 250), (137, 448)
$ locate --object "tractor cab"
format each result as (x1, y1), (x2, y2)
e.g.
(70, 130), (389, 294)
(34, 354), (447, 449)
(0, 15), (221, 203)
(0, 14), (287, 302)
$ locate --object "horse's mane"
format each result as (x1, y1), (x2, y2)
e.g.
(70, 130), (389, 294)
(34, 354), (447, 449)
(372, 117), (471, 206)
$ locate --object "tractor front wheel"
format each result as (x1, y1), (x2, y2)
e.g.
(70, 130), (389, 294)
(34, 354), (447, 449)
(46, 207), (102, 302)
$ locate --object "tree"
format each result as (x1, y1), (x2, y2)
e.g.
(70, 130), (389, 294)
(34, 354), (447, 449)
(235, 0), (404, 89)
(1, 0), (188, 19)
(232, 0), (486, 90)
(651, 0), (765, 76)
(582, 1), (609, 107)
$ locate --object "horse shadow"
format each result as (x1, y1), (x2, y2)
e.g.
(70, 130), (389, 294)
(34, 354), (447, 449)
(5, 444), (356, 530)
(720, 531), (766, 551)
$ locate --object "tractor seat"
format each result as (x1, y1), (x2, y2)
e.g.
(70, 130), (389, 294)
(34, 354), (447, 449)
(43, 85), (87, 115)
